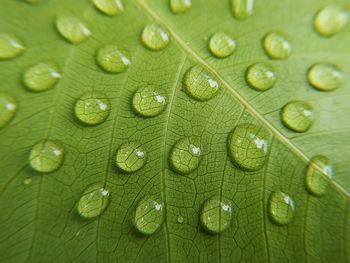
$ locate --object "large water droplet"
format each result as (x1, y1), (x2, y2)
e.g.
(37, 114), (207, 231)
(74, 92), (110, 126)
(0, 92), (17, 129)
(208, 32), (236, 58)
(132, 86), (167, 118)
(268, 191), (294, 226)
(307, 63), (342, 91)
(141, 23), (170, 51)
(96, 45), (130, 73)
(314, 5), (349, 37)
(281, 100), (314, 133)
(183, 65), (220, 101)
(246, 62), (276, 91)
(29, 140), (64, 173)
(200, 197), (232, 234)
(170, 0), (191, 14)
(231, 0), (254, 20)
(92, 0), (124, 16)
(227, 123), (270, 171)
(115, 142), (147, 173)
(305, 155), (332, 197)
(77, 183), (110, 219)
(169, 137), (202, 175)
(0, 33), (25, 60)
(133, 197), (164, 235)
(263, 32), (291, 59)
(55, 15), (91, 44)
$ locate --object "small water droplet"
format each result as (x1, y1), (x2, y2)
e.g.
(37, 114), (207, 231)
(314, 5), (348, 37)
(307, 63), (342, 91)
(268, 191), (294, 226)
(55, 15), (91, 44)
(231, 0), (254, 20)
(0, 92), (17, 129)
(23, 177), (32, 185)
(96, 45), (130, 73)
(141, 23), (170, 51)
(227, 123), (270, 171)
(263, 32), (291, 59)
(74, 92), (110, 126)
(29, 140), (64, 173)
(77, 183), (110, 219)
(92, 0), (124, 16)
(0, 33), (25, 60)
(246, 62), (276, 91)
(115, 142), (147, 173)
(281, 100), (314, 133)
(170, 0), (191, 14)
(208, 32), (236, 58)
(200, 197), (232, 234)
(133, 197), (164, 235)
(177, 215), (184, 224)
(132, 86), (167, 118)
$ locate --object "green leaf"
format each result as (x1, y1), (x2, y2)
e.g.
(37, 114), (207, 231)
(0, 0), (349, 262)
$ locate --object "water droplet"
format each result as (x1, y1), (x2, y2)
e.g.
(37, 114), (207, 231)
(96, 45), (130, 73)
(74, 92), (110, 126)
(0, 92), (17, 129)
(141, 23), (170, 51)
(0, 33), (25, 60)
(227, 123), (270, 171)
(23, 62), (61, 92)
(92, 0), (124, 16)
(132, 86), (167, 118)
(231, 0), (254, 20)
(268, 191), (294, 226)
(200, 197), (232, 234)
(314, 5), (349, 37)
(29, 140), (64, 173)
(169, 137), (202, 175)
(208, 32), (236, 58)
(307, 63), (342, 91)
(170, 0), (191, 14)
(23, 177), (32, 185)
(177, 215), (184, 224)
(246, 62), (276, 91)
(115, 142), (147, 173)
(55, 15), (91, 44)
(305, 155), (332, 197)
(77, 183), (110, 219)
(281, 100), (314, 133)
(263, 32), (291, 59)
(183, 65), (220, 101)
(133, 197), (164, 235)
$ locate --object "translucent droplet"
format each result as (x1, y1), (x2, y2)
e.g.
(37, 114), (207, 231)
(305, 155), (332, 197)
(115, 142), (147, 173)
(141, 23), (170, 51)
(246, 62), (276, 91)
(177, 215), (184, 224)
(74, 92), (110, 126)
(169, 137), (202, 175)
(96, 45), (130, 74)
(55, 15), (91, 44)
(23, 177), (32, 185)
(268, 191), (294, 226)
(227, 123), (270, 171)
(307, 63), (342, 91)
(170, 0), (191, 14)
(92, 0), (124, 16)
(0, 92), (17, 129)
(0, 33), (25, 60)
(133, 197), (164, 235)
(200, 197), (232, 234)
(208, 32), (236, 58)
(281, 100), (314, 133)
(132, 86), (167, 118)
(231, 0), (254, 20)
(29, 140), (64, 173)
(183, 65), (220, 101)
(263, 32), (291, 59)
(23, 62), (61, 92)
(314, 5), (349, 37)
(77, 183), (110, 219)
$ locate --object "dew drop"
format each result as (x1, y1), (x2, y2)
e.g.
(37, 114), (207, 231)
(268, 191), (294, 226)
(55, 15), (91, 44)
(170, 0), (191, 14)
(281, 100), (314, 133)
(0, 92), (17, 129)
(263, 32), (291, 59)
(132, 86), (167, 118)
(29, 140), (64, 173)
(177, 215), (184, 224)
(231, 0), (254, 20)
(307, 63), (342, 91)
(115, 142), (147, 173)
(133, 197), (164, 235)
(74, 92), (110, 126)
(208, 32), (236, 58)
(23, 177), (32, 186)
(0, 33), (25, 60)
(92, 0), (124, 16)
(246, 62), (276, 91)
(96, 45), (130, 73)
(141, 23), (170, 51)
(227, 123), (270, 171)
(314, 5), (349, 37)
(77, 183), (110, 219)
